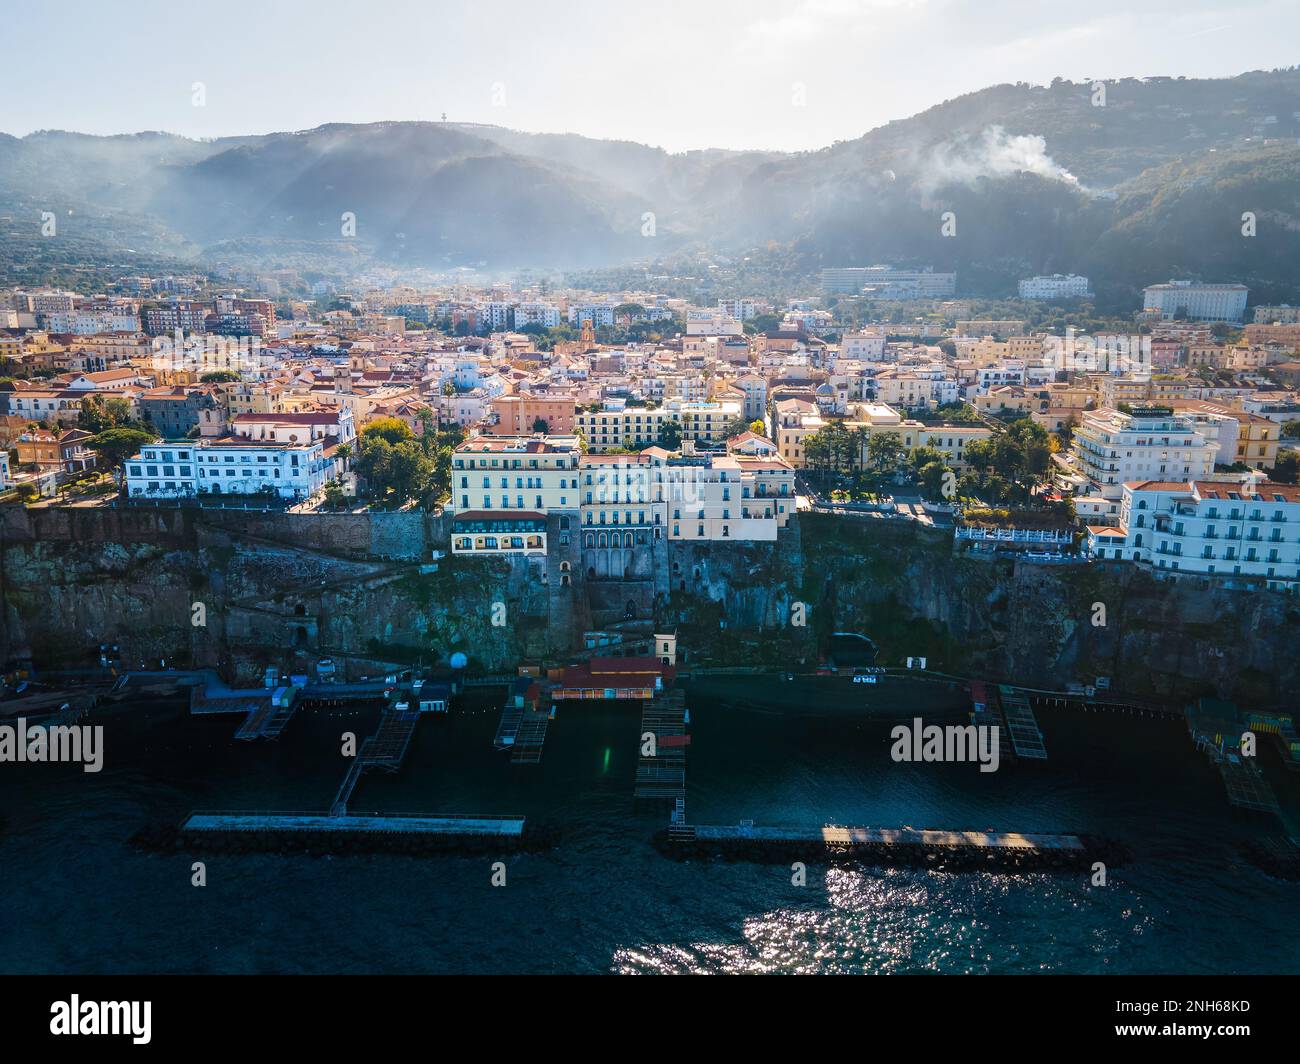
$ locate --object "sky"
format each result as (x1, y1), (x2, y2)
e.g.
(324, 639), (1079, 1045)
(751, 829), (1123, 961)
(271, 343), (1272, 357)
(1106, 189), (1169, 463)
(3, 0), (1297, 152)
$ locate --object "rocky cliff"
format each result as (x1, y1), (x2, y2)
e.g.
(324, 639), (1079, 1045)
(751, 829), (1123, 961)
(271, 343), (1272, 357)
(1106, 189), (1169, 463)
(3, 505), (1297, 706)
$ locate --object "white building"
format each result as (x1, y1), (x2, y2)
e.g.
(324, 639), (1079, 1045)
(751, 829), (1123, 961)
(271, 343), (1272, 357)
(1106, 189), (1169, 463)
(514, 302), (562, 329)
(125, 438), (329, 501)
(686, 309), (743, 337)
(1018, 274), (1092, 300)
(717, 299), (759, 322)
(1142, 281), (1248, 323)
(821, 267), (956, 298)
(45, 310), (142, 334)
(1087, 476), (1300, 591)
(1066, 406), (1218, 519)
(567, 302), (617, 328)
(840, 330), (887, 361)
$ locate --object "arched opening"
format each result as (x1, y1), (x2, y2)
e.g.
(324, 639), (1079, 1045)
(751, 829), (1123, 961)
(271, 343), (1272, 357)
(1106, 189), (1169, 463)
(293, 603), (307, 617)
(625, 601), (637, 621)
(295, 626), (308, 647)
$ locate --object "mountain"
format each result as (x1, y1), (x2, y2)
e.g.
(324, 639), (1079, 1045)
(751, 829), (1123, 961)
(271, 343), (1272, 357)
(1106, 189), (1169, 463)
(3, 69), (1300, 304)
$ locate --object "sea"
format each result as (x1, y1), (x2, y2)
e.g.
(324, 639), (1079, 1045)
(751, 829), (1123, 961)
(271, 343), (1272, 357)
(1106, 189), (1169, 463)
(2, 674), (1297, 975)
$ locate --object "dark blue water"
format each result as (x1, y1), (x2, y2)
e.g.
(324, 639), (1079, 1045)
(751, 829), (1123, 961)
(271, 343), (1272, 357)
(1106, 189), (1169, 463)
(2, 676), (1297, 974)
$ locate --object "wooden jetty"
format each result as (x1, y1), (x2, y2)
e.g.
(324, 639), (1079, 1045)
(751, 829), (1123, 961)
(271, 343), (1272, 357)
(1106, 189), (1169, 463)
(1027, 692), (1181, 719)
(463, 674), (516, 688)
(996, 685), (1047, 760)
(636, 689), (688, 800)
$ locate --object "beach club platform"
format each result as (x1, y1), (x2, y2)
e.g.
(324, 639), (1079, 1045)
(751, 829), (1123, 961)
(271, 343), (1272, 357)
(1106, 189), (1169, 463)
(684, 823), (1086, 852)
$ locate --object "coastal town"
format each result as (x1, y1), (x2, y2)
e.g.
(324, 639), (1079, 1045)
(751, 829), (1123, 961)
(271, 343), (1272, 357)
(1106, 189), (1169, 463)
(5, 0), (1300, 1009)
(4, 270), (1300, 593)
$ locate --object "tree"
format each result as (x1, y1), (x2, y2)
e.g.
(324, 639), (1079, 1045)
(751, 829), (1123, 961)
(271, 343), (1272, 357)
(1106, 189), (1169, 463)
(915, 460), (950, 501)
(748, 419), (766, 436)
(79, 394), (136, 433)
(532, 418), (550, 433)
(865, 432), (906, 479)
(361, 417), (414, 446)
(909, 445), (945, 475)
(656, 421), (682, 451)
(353, 436), (433, 504)
(1271, 451), (1300, 485)
(200, 370), (240, 383)
(322, 478), (346, 509)
(90, 427), (156, 470)
(721, 414), (751, 439)
(804, 430), (833, 480)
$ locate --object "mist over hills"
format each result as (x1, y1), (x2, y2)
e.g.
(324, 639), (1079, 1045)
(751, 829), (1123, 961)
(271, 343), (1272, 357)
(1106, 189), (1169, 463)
(3, 68), (1300, 306)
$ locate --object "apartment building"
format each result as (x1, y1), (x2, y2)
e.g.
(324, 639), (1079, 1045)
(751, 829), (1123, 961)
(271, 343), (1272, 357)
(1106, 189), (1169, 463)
(574, 398), (742, 453)
(1253, 305), (1300, 325)
(1067, 406), (1218, 507)
(579, 450), (792, 544)
(451, 435), (582, 518)
(773, 398), (823, 468)
(490, 394), (576, 434)
(1166, 400), (1278, 470)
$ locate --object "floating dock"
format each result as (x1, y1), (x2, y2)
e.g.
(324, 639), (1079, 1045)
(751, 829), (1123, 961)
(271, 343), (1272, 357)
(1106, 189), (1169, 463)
(330, 708), (421, 815)
(996, 685), (1047, 760)
(636, 689), (688, 799)
(511, 708), (550, 765)
(969, 681), (1012, 762)
(492, 678), (552, 764)
(1186, 697), (1287, 822)
(180, 811), (524, 837)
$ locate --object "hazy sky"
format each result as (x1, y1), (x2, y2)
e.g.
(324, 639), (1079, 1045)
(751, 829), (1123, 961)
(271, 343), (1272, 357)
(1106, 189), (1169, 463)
(3, 0), (1295, 152)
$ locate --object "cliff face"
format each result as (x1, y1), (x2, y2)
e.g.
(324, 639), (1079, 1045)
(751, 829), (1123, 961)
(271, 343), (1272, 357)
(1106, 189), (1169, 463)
(0, 507), (569, 681)
(780, 513), (1300, 706)
(3, 505), (1298, 706)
